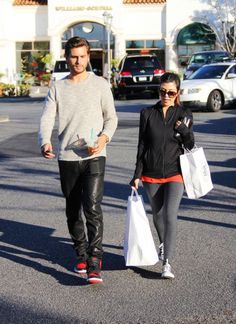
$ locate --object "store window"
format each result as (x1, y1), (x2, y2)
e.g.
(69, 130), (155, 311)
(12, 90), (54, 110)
(177, 23), (216, 65)
(16, 41), (50, 84)
(125, 39), (165, 68)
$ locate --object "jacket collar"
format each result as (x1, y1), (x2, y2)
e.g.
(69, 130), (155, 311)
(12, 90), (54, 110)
(154, 100), (175, 112)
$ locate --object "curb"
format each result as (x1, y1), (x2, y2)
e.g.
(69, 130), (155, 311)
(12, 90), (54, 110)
(0, 86), (48, 103)
(0, 115), (10, 123)
(0, 96), (46, 103)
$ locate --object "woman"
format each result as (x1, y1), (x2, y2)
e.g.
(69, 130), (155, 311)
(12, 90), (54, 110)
(130, 72), (194, 279)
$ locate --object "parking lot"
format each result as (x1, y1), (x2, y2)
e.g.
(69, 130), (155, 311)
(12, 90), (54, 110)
(0, 97), (235, 323)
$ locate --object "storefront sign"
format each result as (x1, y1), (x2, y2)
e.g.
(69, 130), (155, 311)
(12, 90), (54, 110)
(55, 6), (112, 11)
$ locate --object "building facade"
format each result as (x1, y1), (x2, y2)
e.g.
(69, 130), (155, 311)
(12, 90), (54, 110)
(0, 0), (219, 83)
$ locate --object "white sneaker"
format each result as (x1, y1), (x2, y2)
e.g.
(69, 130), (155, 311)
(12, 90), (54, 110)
(161, 260), (175, 279)
(159, 243), (164, 261)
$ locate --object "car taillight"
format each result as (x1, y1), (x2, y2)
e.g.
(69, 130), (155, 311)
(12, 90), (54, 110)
(119, 81), (126, 87)
(154, 69), (165, 76)
(120, 71), (132, 77)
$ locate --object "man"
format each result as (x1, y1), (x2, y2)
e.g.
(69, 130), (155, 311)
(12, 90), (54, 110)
(39, 37), (118, 284)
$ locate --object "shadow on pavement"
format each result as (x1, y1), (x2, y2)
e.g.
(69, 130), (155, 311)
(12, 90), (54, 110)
(193, 115), (236, 136)
(0, 298), (79, 324)
(0, 130), (57, 159)
(0, 219), (125, 287)
(178, 215), (236, 229)
(130, 267), (162, 280)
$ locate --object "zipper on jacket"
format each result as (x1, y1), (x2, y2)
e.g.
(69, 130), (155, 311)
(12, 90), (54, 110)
(162, 114), (167, 178)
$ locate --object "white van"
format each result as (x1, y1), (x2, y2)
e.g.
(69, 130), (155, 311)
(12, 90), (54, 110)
(51, 58), (93, 81)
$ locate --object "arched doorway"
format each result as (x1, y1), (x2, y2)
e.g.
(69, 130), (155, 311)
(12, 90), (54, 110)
(61, 21), (115, 76)
(177, 22), (216, 66)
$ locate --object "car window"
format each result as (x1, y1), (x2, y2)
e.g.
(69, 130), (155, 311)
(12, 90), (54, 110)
(189, 52), (230, 65)
(123, 57), (161, 70)
(226, 65), (236, 75)
(53, 60), (92, 73)
(214, 53), (230, 62)
(190, 65), (228, 79)
(189, 54), (207, 64)
(54, 61), (69, 72)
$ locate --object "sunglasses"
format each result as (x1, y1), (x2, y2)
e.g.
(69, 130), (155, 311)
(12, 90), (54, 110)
(160, 89), (177, 98)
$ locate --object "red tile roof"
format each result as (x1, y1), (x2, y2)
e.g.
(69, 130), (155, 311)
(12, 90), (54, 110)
(13, 0), (47, 5)
(123, 0), (166, 3)
(13, 0), (166, 5)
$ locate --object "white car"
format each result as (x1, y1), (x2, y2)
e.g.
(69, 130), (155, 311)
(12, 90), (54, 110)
(51, 58), (93, 82)
(180, 62), (236, 112)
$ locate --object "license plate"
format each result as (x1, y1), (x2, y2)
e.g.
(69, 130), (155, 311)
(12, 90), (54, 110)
(139, 76), (147, 81)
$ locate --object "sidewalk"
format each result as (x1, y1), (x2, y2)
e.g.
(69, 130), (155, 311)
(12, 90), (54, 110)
(0, 86), (48, 122)
(0, 85), (49, 103)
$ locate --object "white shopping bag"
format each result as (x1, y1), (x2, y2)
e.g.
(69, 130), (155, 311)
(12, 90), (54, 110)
(180, 147), (213, 199)
(124, 189), (159, 266)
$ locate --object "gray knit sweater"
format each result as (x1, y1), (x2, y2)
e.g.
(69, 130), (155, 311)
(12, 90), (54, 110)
(39, 73), (118, 160)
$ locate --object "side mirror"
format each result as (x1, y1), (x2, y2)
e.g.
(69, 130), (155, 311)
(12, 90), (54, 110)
(227, 73), (236, 79)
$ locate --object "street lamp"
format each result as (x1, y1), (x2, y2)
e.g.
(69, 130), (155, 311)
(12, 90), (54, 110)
(103, 11), (113, 86)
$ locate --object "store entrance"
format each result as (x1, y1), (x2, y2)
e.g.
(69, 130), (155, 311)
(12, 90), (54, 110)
(62, 21), (115, 78)
(90, 50), (104, 76)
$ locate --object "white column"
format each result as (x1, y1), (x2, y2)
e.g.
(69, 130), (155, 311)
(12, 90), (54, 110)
(165, 39), (179, 73)
(115, 33), (126, 61)
(50, 35), (63, 64)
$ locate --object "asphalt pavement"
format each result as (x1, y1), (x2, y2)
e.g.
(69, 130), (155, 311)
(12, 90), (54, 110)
(0, 95), (235, 324)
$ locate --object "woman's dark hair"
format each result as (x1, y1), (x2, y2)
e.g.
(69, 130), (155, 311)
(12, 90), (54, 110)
(64, 37), (90, 58)
(160, 72), (181, 106)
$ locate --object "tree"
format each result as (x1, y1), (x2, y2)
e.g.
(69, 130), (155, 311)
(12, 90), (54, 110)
(201, 0), (236, 56)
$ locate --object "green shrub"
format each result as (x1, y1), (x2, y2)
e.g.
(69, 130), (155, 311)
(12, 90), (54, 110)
(41, 73), (51, 82)
(1, 83), (31, 97)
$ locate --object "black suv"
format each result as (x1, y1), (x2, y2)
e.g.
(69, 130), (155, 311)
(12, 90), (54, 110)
(114, 54), (165, 99)
(182, 50), (232, 79)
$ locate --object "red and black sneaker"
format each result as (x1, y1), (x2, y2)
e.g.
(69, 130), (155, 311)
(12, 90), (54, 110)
(74, 261), (87, 274)
(87, 257), (103, 284)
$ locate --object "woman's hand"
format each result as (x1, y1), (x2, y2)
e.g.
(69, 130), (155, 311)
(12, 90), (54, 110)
(175, 120), (182, 128)
(130, 178), (139, 190)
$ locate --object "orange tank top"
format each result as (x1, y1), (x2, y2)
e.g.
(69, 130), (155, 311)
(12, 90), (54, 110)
(141, 174), (183, 184)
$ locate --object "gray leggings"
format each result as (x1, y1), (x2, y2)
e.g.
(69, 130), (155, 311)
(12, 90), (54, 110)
(143, 181), (184, 262)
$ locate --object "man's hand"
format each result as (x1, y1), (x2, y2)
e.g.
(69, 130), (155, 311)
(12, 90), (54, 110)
(41, 143), (55, 159)
(89, 134), (109, 156)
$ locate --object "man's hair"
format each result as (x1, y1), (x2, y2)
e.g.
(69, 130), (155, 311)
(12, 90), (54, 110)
(64, 37), (91, 58)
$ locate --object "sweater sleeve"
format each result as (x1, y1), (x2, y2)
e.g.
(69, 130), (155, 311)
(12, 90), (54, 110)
(38, 85), (57, 147)
(100, 80), (118, 142)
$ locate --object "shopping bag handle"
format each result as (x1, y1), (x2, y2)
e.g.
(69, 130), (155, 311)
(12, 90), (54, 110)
(131, 188), (139, 198)
(183, 145), (198, 153)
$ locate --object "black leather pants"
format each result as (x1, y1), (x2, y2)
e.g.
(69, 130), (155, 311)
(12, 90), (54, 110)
(58, 157), (105, 262)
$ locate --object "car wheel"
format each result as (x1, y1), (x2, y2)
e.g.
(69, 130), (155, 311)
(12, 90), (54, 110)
(207, 90), (223, 112)
(119, 94), (127, 100)
(113, 90), (119, 100)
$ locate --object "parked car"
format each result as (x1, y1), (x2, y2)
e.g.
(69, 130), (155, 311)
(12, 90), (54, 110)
(182, 50), (232, 80)
(51, 58), (93, 82)
(114, 54), (165, 99)
(180, 62), (236, 112)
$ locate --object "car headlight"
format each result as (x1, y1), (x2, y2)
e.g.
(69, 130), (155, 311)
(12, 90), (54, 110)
(187, 88), (202, 94)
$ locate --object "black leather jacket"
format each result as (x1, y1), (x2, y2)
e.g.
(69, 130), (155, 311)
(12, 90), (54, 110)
(133, 101), (195, 179)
